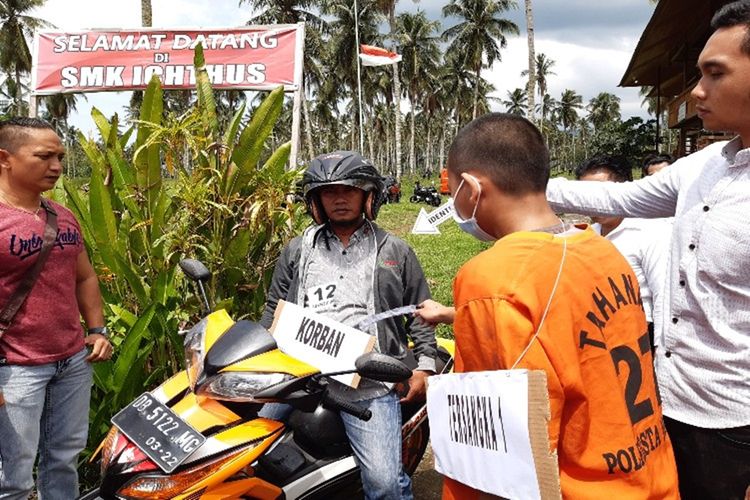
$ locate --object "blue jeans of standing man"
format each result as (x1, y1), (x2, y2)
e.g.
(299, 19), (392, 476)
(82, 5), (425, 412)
(0, 348), (92, 500)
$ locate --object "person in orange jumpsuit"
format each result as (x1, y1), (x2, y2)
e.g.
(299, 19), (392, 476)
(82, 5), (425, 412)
(421, 113), (680, 499)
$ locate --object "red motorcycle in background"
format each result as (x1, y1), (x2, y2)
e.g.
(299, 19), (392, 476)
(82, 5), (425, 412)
(382, 175), (401, 203)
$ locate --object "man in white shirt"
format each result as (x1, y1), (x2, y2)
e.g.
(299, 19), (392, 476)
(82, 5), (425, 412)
(546, 3), (750, 498)
(574, 155), (669, 348)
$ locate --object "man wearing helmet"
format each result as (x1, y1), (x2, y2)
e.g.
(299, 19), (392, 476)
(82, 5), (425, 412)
(260, 151), (437, 500)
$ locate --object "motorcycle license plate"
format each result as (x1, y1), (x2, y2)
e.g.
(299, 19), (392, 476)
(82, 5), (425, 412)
(111, 392), (206, 473)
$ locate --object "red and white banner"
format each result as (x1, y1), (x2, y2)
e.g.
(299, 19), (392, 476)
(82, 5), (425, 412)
(32, 25), (304, 94)
(358, 44), (401, 67)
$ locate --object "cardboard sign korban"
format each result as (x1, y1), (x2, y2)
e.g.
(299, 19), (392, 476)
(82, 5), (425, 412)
(269, 300), (375, 387)
(427, 370), (561, 500)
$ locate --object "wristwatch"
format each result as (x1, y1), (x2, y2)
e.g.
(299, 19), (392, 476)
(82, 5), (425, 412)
(88, 326), (109, 337)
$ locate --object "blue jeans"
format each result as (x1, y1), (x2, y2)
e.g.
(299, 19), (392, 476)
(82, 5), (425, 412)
(260, 391), (413, 500)
(340, 391), (412, 500)
(0, 348), (92, 500)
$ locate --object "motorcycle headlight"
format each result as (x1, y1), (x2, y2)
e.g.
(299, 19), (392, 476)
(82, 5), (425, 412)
(184, 318), (208, 390)
(196, 372), (295, 402)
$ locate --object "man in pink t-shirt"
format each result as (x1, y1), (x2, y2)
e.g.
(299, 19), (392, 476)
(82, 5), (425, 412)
(0, 117), (112, 500)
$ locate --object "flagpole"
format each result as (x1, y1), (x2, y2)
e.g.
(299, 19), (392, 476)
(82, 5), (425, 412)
(392, 61), (402, 179)
(353, 0), (365, 153)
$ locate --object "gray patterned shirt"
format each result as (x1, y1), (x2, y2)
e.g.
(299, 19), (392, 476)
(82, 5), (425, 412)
(302, 222), (388, 400)
(302, 222), (377, 335)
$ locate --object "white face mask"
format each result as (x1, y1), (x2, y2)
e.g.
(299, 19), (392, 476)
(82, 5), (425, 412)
(452, 175), (496, 242)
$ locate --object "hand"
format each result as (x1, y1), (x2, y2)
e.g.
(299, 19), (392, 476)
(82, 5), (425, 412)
(85, 334), (113, 362)
(398, 370), (432, 404)
(414, 299), (455, 326)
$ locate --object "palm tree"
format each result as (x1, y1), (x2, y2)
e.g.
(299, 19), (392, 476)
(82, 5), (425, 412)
(394, 10), (441, 175)
(535, 92), (557, 138)
(521, 52), (555, 122)
(587, 92), (621, 130)
(522, 53), (555, 100)
(434, 53), (472, 147)
(370, 101), (393, 170)
(241, 0), (323, 26)
(42, 93), (83, 131)
(555, 88), (583, 167)
(140, 0), (152, 26)
(0, 73), (27, 116)
(240, 0), (327, 161)
(323, 0), (383, 150)
(359, 57), (393, 160)
(442, 0), (519, 119)
(374, 0), (407, 178)
(523, 0), (535, 120)
(0, 0), (50, 115)
(41, 93), (85, 176)
(502, 88), (527, 115)
(557, 89), (583, 132)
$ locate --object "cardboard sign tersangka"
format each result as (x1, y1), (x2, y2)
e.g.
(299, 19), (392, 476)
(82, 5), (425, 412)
(269, 300), (375, 387)
(427, 369), (561, 500)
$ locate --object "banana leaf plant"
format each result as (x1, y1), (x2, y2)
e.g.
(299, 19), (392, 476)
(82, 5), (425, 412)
(61, 46), (305, 476)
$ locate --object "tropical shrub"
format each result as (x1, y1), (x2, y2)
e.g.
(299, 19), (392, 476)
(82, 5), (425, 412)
(59, 46), (305, 482)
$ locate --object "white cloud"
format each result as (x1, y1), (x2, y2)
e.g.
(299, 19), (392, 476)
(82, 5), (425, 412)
(485, 37), (648, 120)
(28, 0), (652, 135)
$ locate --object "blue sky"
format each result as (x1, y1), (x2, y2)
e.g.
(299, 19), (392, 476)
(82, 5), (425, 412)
(31, 0), (656, 133)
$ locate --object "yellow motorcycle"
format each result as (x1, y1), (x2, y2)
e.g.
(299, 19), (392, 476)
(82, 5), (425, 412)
(81, 259), (454, 499)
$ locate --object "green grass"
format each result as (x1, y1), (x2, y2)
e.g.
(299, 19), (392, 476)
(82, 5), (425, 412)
(377, 177), (491, 338)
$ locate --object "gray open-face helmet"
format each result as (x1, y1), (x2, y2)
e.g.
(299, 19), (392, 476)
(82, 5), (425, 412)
(302, 151), (385, 224)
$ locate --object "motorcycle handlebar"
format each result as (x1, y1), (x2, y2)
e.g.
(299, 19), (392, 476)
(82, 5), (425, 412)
(323, 390), (372, 421)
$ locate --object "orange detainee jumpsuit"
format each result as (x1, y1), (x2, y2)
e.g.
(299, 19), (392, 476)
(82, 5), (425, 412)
(443, 228), (680, 500)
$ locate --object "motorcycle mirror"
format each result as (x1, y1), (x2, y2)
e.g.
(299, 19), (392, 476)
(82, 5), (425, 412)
(355, 352), (412, 383)
(179, 259), (212, 314)
(179, 259), (211, 282)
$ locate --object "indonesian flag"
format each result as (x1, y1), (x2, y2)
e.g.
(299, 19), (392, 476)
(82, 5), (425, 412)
(359, 44), (402, 66)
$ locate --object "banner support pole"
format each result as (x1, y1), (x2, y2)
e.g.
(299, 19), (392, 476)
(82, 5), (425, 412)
(289, 22), (306, 170)
(29, 94), (38, 118)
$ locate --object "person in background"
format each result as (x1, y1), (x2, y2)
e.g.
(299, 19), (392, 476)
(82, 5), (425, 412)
(260, 151), (437, 500)
(575, 155), (670, 347)
(438, 113), (679, 499)
(0, 117), (112, 500)
(546, 2), (750, 497)
(641, 153), (674, 177)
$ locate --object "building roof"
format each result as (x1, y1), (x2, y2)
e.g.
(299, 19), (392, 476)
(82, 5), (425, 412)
(620, 0), (731, 96)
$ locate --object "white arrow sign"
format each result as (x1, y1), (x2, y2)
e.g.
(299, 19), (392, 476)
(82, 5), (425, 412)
(411, 199), (454, 235)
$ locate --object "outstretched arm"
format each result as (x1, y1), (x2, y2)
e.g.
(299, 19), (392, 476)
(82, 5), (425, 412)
(415, 299), (456, 326)
(546, 165), (680, 219)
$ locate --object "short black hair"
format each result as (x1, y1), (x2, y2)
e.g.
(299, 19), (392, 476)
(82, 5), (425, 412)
(447, 113), (550, 195)
(575, 155), (632, 183)
(0, 117), (55, 152)
(711, 0), (750, 56)
(641, 153), (674, 177)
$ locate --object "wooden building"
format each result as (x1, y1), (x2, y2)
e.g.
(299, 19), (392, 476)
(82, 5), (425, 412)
(620, 0), (733, 157)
